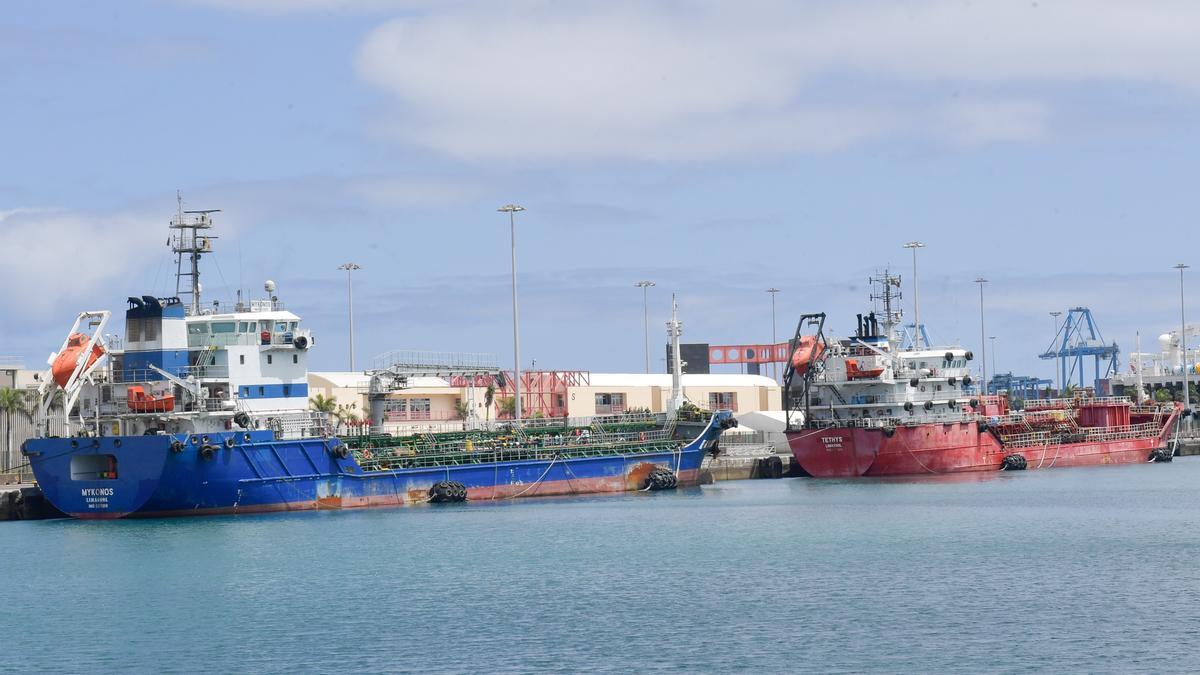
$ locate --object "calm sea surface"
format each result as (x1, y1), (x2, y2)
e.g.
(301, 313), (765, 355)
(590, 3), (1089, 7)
(7, 458), (1200, 673)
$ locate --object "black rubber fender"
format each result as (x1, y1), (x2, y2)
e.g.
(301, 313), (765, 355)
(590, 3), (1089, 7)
(428, 480), (468, 503)
(643, 466), (678, 490)
(1149, 447), (1174, 463)
(1000, 454), (1027, 471)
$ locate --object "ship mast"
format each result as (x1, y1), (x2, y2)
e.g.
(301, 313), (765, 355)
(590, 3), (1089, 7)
(868, 269), (903, 343)
(169, 192), (221, 315)
(667, 293), (685, 414)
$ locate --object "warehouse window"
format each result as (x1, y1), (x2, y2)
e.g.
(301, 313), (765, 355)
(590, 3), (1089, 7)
(708, 392), (737, 411)
(595, 393), (626, 415)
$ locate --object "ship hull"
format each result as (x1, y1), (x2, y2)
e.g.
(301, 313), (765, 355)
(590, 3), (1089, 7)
(787, 414), (1178, 478)
(24, 415), (729, 519)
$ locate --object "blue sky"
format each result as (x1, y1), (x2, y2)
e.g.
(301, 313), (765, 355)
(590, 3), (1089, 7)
(2, 0), (1198, 381)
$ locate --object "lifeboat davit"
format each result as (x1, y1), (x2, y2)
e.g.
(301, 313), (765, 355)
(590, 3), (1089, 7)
(790, 336), (826, 375)
(51, 333), (105, 389)
(127, 385), (176, 413)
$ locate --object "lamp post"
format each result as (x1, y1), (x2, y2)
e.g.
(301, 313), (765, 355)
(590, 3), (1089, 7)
(903, 242), (926, 349)
(989, 335), (997, 382)
(337, 263), (361, 371)
(975, 277), (987, 395)
(499, 204), (526, 422)
(767, 287), (780, 382)
(635, 281), (655, 373)
(1175, 263), (1190, 419)
(1049, 311), (1062, 395)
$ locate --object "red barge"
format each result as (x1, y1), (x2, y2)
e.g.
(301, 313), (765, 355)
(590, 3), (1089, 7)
(784, 273), (1181, 477)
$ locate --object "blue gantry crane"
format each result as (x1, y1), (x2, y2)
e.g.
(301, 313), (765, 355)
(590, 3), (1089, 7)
(1038, 307), (1120, 392)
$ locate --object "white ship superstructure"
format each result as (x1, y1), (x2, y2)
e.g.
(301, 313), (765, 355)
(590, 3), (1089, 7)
(37, 203), (321, 439)
(789, 272), (981, 429)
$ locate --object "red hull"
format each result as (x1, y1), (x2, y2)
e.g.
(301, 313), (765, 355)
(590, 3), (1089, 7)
(787, 417), (1178, 478)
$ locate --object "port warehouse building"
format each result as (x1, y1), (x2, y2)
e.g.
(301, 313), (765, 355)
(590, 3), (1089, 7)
(307, 371), (781, 433)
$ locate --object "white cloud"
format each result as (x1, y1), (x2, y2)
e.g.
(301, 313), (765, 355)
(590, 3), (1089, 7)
(939, 99), (1050, 146)
(0, 207), (164, 319)
(355, 0), (1200, 161)
(177, 0), (440, 13)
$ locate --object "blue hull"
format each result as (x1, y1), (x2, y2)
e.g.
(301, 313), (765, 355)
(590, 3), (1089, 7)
(22, 413), (732, 518)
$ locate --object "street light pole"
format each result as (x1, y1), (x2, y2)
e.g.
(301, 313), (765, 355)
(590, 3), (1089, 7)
(499, 204), (526, 422)
(975, 277), (987, 395)
(1175, 263), (1190, 419)
(903, 242), (926, 349)
(767, 288), (780, 382)
(1050, 311), (1062, 395)
(989, 335), (997, 381)
(337, 263), (361, 371)
(635, 281), (655, 373)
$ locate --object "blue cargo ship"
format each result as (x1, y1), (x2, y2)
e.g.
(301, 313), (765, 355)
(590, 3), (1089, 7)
(22, 203), (734, 518)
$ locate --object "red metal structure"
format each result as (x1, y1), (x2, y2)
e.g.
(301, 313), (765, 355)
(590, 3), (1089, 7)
(451, 370), (590, 419)
(708, 342), (791, 365)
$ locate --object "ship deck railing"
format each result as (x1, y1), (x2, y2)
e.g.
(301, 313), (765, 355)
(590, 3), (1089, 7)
(354, 436), (684, 471)
(1023, 395), (1133, 411)
(803, 412), (979, 430)
(809, 391), (978, 408)
(110, 365), (230, 383)
(998, 421), (1166, 448)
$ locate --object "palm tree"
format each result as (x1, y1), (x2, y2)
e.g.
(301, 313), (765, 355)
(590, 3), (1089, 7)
(484, 384), (496, 423)
(334, 402), (359, 433)
(309, 393), (337, 432)
(498, 397), (516, 419)
(454, 399), (470, 421)
(309, 393), (337, 414)
(0, 387), (25, 472)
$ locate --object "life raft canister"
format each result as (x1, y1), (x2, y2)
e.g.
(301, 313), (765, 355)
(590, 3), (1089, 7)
(790, 336), (826, 375)
(51, 333), (105, 389)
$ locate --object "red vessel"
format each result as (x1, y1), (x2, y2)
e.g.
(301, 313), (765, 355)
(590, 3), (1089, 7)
(787, 395), (1180, 477)
(783, 273), (1182, 477)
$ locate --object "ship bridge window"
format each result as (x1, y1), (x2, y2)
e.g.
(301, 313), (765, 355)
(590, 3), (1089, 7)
(275, 322), (288, 332)
(289, 322), (298, 331)
(71, 454), (118, 480)
(212, 322), (236, 334)
(238, 321), (249, 332)
(189, 323), (209, 336)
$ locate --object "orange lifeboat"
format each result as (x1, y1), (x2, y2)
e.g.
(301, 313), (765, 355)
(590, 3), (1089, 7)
(845, 358), (885, 380)
(51, 333), (105, 389)
(790, 336), (826, 375)
(127, 385), (176, 413)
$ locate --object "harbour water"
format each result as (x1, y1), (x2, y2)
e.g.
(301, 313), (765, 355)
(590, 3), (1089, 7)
(7, 460), (1200, 673)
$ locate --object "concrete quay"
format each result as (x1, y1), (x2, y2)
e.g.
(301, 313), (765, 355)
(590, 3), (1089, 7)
(0, 483), (63, 521)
